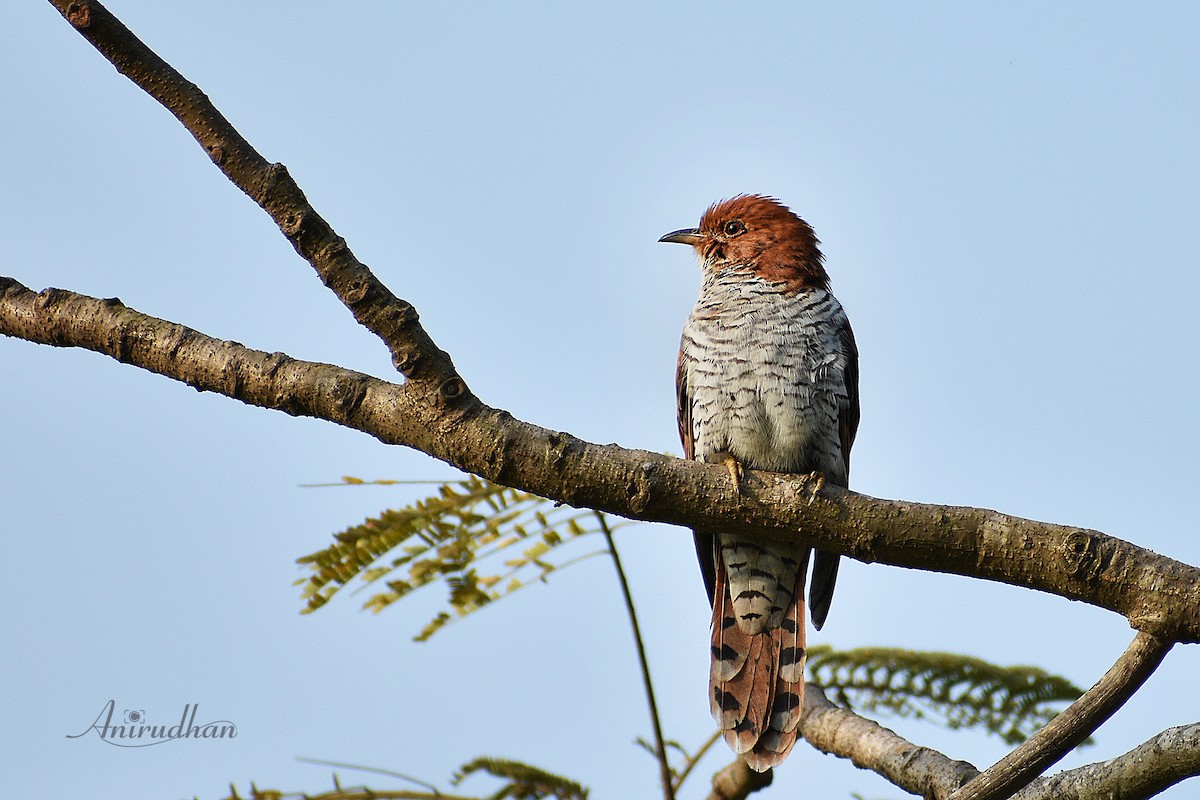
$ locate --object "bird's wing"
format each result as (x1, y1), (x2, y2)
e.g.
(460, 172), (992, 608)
(677, 344), (718, 604)
(676, 344), (695, 462)
(836, 316), (861, 480)
(809, 314), (861, 629)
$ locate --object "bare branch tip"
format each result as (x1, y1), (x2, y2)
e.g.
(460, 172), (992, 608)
(65, 1), (92, 29)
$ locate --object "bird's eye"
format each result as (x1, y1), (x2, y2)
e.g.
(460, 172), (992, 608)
(723, 220), (746, 237)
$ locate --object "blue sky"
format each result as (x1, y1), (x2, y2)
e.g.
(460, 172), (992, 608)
(3, 2), (1199, 798)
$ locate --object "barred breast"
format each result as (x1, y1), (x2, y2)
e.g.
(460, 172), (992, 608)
(680, 268), (852, 485)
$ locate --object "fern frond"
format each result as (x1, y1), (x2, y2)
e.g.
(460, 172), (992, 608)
(452, 757), (588, 800)
(808, 646), (1084, 744)
(296, 476), (609, 640)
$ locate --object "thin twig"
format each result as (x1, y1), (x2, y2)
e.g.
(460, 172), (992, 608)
(291, 789), (476, 800)
(295, 758), (440, 792)
(47, 0), (460, 388)
(673, 729), (723, 794)
(596, 511), (675, 800)
(951, 630), (1174, 800)
(299, 479), (469, 487)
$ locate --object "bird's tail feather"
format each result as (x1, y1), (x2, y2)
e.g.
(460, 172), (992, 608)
(709, 557), (808, 771)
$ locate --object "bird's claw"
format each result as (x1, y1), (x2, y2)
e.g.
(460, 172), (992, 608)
(723, 455), (744, 498)
(803, 471), (825, 506)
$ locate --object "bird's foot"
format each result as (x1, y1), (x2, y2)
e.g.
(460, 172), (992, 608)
(722, 454), (745, 499)
(801, 471), (825, 506)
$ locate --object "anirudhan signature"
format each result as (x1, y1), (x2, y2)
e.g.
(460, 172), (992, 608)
(67, 700), (237, 747)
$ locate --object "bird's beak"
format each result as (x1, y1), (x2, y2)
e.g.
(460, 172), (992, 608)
(658, 227), (704, 246)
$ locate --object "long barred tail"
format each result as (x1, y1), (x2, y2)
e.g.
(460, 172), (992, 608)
(709, 542), (809, 771)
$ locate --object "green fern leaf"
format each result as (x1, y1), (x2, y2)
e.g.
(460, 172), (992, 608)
(808, 646), (1085, 745)
(453, 757), (588, 799)
(297, 476), (608, 640)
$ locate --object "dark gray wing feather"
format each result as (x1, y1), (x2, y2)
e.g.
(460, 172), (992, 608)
(809, 315), (860, 629)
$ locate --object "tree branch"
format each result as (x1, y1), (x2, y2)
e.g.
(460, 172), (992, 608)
(800, 684), (979, 799)
(786, 684), (1199, 800)
(707, 758), (773, 800)
(952, 631), (1173, 800)
(50, 0), (460, 400)
(1016, 723), (1200, 800)
(3, 274), (1200, 647)
(32, 0), (1200, 646)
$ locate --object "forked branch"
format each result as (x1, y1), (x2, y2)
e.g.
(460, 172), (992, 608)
(952, 631), (1173, 800)
(1016, 722), (1200, 799)
(52, 0), (460, 398)
(793, 681), (1196, 800)
(33, 1), (1200, 644)
(3, 274), (1198, 645)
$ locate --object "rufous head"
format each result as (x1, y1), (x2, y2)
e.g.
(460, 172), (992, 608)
(659, 195), (829, 290)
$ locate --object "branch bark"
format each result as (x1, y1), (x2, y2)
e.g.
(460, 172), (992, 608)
(952, 631), (1173, 800)
(790, 685), (1199, 800)
(3, 274), (1199, 646)
(708, 758), (773, 800)
(1016, 723), (1200, 800)
(50, 0), (460, 401)
(800, 685), (979, 799)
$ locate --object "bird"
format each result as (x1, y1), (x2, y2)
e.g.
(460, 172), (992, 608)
(661, 195), (860, 771)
